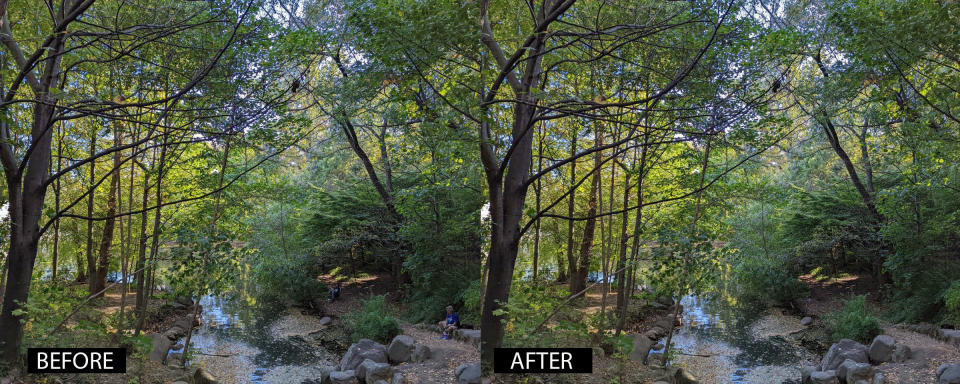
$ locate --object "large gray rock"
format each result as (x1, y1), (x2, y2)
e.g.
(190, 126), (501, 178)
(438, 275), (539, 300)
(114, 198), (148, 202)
(677, 369), (698, 384)
(868, 335), (895, 364)
(167, 352), (183, 367)
(312, 364), (337, 384)
(193, 367), (219, 384)
(845, 361), (873, 383)
(873, 372), (886, 384)
(340, 339), (389, 371)
(802, 317), (814, 326)
(655, 296), (675, 307)
(943, 330), (960, 348)
(319, 316), (333, 326)
(454, 329), (481, 348)
(801, 365), (816, 384)
(174, 317), (194, 332)
(411, 345), (431, 363)
(939, 364), (960, 384)
(372, 381), (389, 384)
(892, 344), (911, 363)
(146, 333), (172, 362)
(821, 339), (869, 371)
(392, 372), (405, 384)
(387, 335), (415, 363)
(330, 370), (358, 384)
(356, 359), (392, 383)
(837, 359), (857, 382)
(810, 370), (839, 384)
(629, 334), (656, 364)
(455, 363), (482, 384)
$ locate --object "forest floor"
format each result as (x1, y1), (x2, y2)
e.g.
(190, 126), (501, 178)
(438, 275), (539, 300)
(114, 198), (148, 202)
(791, 272), (960, 383)
(317, 272), (402, 317)
(1, 283), (194, 384)
(313, 272), (482, 383)
(794, 272), (881, 317)
(395, 324), (481, 384)
(874, 325), (960, 383)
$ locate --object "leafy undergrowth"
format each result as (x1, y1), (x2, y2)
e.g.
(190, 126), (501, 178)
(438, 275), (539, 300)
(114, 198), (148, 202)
(823, 295), (881, 344)
(343, 294), (401, 344)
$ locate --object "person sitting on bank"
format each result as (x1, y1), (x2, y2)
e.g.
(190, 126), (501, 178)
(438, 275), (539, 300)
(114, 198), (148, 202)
(437, 305), (460, 340)
(328, 283), (341, 302)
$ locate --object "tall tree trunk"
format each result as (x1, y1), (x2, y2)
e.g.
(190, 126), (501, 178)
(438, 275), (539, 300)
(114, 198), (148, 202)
(0, 14), (67, 356)
(562, 125), (577, 282)
(478, 0), (569, 361)
(479, 96), (538, 361)
(92, 131), (121, 297)
(614, 161), (632, 325)
(617, 144), (646, 336)
(0, 95), (58, 360)
(597, 155), (616, 340)
(52, 123), (63, 281)
(569, 133), (602, 297)
(136, 136), (167, 335)
(133, 162), (152, 335)
(84, 129), (96, 285)
(532, 124), (543, 282)
(331, 61), (407, 286)
(147, 136), (168, 297)
(119, 134), (137, 333)
(813, 55), (882, 222)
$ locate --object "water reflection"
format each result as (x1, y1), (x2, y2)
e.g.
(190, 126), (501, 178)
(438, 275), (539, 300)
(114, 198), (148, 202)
(654, 295), (813, 384)
(176, 294), (332, 383)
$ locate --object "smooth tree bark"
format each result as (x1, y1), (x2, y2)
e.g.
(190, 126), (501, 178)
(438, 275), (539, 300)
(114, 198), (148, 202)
(569, 133), (603, 296)
(563, 125), (577, 283)
(84, 128), (96, 285)
(617, 144), (646, 336)
(596, 151), (617, 339)
(119, 132), (138, 332)
(813, 54), (882, 223)
(531, 123), (544, 282)
(133, 151), (152, 335)
(91, 129), (122, 297)
(613, 154), (632, 326)
(52, 123), (64, 281)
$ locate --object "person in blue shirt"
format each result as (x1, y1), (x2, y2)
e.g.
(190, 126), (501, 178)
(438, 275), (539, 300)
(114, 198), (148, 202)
(437, 305), (460, 340)
(328, 283), (341, 302)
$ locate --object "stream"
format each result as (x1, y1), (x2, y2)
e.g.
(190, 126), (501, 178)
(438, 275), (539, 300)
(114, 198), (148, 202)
(650, 295), (817, 384)
(169, 295), (337, 384)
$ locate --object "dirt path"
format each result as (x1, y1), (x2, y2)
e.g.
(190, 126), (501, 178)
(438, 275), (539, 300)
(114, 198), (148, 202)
(394, 325), (480, 384)
(874, 326), (960, 384)
(317, 273), (400, 317)
(795, 273), (879, 316)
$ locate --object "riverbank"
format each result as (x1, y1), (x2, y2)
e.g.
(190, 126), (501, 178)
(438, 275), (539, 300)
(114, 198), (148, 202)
(162, 273), (480, 383)
(0, 283), (206, 384)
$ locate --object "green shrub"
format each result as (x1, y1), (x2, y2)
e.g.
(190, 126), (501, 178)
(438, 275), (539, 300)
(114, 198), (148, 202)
(731, 252), (808, 305)
(248, 249), (326, 304)
(343, 295), (401, 344)
(457, 279), (482, 326)
(824, 295), (881, 344)
(944, 281), (960, 326)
